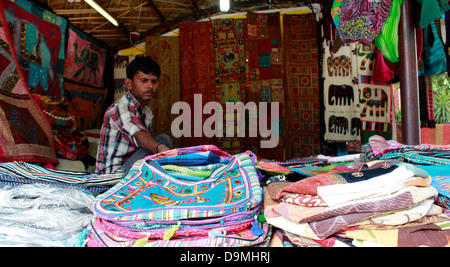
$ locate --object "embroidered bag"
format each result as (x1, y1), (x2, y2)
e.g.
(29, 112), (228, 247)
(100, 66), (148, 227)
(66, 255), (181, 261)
(423, 22), (447, 77)
(87, 145), (269, 246)
(93, 145), (263, 221)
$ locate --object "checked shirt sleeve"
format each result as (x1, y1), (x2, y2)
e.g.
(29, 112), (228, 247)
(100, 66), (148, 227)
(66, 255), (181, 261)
(112, 103), (149, 146)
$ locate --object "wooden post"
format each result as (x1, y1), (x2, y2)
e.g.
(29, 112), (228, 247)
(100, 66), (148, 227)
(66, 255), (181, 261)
(399, 0), (420, 145)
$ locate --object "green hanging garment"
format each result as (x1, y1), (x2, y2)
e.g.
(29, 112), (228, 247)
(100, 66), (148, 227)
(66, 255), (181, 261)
(374, 0), (403, 63)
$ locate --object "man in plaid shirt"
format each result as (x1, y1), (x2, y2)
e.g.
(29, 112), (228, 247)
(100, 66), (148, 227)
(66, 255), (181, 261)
(96, 57), (173, 174)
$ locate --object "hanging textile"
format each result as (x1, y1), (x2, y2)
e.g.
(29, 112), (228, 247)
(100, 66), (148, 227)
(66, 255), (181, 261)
(283, 14), (321, 159)
(145, 36), (181, 147)
(179, 21), (216, 148)
(64, 25), (108, 88)
(323, 38), (359, 142)
(338, 0), (394, 45)
(0, 13), (57, 163)
(245, 11), (284, 160)
(15, 0), (67, 97)
(374, 0), (403, 63)
(64, 81), (108, 131)
(416, 0), (450, 28)
(213, 18), (248, 155)
(113, 54), (138, 101)
(422, 22), (447, 77)
(418, 76), (436, 128)
(2, 0), (62, 99)
(421, 124), (450, 145)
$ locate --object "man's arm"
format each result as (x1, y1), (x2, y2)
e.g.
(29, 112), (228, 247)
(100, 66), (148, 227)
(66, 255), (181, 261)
(134, 131), (170, 154)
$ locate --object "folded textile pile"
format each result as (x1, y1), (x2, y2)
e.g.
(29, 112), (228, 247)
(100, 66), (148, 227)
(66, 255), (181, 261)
(362, 135), (450, 165)
(416, 165), (450, 217)
(265, 162), (450, 247)
(0, 162), (124, 195)
(85, 145), (271, 247)
(0, 183), (95, 247)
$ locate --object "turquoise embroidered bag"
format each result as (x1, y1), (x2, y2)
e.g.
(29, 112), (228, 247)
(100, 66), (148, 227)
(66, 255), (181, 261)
(423, 22), (447, 76)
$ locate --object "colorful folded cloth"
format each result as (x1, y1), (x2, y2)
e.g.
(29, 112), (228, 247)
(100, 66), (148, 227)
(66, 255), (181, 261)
(264, 161), (445, 245)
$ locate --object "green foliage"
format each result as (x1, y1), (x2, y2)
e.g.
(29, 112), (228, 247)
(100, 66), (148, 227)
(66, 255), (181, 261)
(432, 74), (450, 124)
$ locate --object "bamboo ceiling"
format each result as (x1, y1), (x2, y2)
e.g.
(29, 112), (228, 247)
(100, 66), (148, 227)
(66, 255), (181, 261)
(33, 0), (330, 49)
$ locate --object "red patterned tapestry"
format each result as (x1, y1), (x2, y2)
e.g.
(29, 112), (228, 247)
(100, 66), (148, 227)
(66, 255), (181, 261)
(213, 18), (247, 154)
(2, 0), (62, 99)
(64, 81), (108, 131)
(0, 10), (57, 163)
(245, 11), (284, 160)
(283, 14), (321, 159)
(145, 36), (181, 147)
(64, 25), (107, 88)
(179, 21), (216, 148)
(15, 0), (68, 97)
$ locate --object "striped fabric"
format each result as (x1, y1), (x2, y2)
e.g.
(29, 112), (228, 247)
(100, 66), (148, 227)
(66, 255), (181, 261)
(0, 162), (124, 193)
(421, 124), (450, 145)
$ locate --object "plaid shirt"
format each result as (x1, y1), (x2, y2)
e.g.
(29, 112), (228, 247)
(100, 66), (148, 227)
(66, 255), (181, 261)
(96, 93), (153, 174)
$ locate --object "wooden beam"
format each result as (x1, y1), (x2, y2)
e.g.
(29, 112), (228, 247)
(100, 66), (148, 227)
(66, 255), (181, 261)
(53, 7), (192, 15)
(148, 0), (166, 22)
(399, 0), (420, 145)
(85, 1), (150, 33)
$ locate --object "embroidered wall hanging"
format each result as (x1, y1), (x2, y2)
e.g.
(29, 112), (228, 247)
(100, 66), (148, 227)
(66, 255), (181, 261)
(64, 81), (108, 131)
(113, 54), (137, 101)
(213, 18), (248, 155)
(245, 11), (284, 160)
(64, 25), (107, 88)
(145, 36), (181, 148)
(0, 14), (57, 164)
(15, 0), (67, 96)
(3, 0), (62, 99)
(179, 21), (217, 148)
(323, 39), (360, 142)
(283, 14), (321, 159)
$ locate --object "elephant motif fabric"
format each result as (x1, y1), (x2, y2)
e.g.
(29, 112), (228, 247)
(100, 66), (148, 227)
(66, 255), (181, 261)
(327, 55), (352, 77)
(358, 86), (388, 118)
(328, 84), (355, 106)
(322, 39), (360, 142)
(64, 25), (107, 88)
(2, 0), (63, 98)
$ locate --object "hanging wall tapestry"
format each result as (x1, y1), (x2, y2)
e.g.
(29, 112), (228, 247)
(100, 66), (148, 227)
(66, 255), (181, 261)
(355, 43), (393, 144)
(113, 54), (138, 101)
(179, 21), (216, 148)
(323, 39), (360, 142)
(245, 11), (284, 161)
(213, 18), (247, 155)
(145, 36), (181, 148)
(0, 15), (57, 164)
(64, 25), (107, 88)
(2, 0), (62, 99)
(64, 81), (108, 131)
(283, 14), (321, 159)
(15, 0), (67, 96)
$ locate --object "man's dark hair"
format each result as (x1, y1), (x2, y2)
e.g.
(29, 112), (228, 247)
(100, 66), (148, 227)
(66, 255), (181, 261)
(126, 56), (161, 79)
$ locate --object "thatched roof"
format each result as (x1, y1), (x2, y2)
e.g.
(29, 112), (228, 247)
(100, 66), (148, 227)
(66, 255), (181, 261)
(34, 0), (329, 49)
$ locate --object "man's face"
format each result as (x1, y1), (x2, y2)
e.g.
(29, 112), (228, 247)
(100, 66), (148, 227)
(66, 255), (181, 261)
(126, 71), (159, 106)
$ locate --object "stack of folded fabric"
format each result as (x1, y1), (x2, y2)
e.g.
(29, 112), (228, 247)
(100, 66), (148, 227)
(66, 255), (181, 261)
(85, 145), (271, 247)
(0, 161), (124, 195)
(264, 162), (450, 247)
